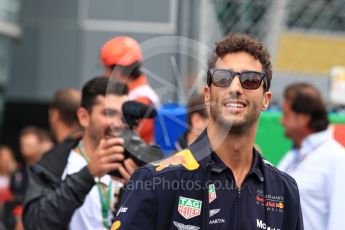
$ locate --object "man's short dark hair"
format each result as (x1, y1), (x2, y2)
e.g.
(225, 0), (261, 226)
(186, 94), (208, 126)
(208, 33), (272, 91)
(51, 88), (81, 126)
(284, 83), (329, 132)
(81, 76), (129, 112)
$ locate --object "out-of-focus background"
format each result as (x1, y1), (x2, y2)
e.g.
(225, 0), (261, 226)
(0, 0), (345, 164)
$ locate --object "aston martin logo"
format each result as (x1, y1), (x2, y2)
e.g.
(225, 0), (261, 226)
(173, 221), (200, 230)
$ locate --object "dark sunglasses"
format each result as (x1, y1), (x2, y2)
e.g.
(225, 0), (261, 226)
(207, 68), (267, 90)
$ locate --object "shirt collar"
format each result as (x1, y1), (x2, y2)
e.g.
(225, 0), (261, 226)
(297, 129), (331, 157)
(209, 148), (264, 183)
(188, 129), (264, 182)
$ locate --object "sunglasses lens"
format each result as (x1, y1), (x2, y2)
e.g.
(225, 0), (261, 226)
(212, 70), (232, 87)
(241, 72), (263, 89)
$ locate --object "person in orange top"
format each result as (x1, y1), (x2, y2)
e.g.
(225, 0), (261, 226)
(100, 36), (160, 143)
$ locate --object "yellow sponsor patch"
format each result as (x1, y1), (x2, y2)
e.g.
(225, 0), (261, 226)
(111, 221), (121, 230)
(152, 149), (199, 171)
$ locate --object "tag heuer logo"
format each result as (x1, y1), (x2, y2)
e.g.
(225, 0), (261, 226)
(178, 196), (202, 219)
(208, 184), (217, 203)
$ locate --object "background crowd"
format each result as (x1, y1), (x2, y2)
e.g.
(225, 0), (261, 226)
(1, 1), (345, 230)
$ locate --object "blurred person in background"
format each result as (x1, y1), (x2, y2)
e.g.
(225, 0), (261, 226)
(278, 83), (345, 230)
(175, 94), (209, 150)
(100, 36), (160, 143)
(49, 88), (82, 143)
(23, 77), (138, 230)
(0, 146), (16, 224)
(39, 129), (54, 153)
(4, 126), (50, 230)
(18, 126), (48, 166)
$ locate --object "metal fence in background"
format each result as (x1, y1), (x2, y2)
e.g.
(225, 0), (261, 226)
(206, 0), (345, 107)
(287, 0), (345, 32)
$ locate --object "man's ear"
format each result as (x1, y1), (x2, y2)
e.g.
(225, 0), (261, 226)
(261, 91), (272, 111)
(49, 108), (59, 125)
(204, 86), (210, 107)
(77, 107), (90, 128)
(103, 66), (113, 78)
(300, 113), (311, 128)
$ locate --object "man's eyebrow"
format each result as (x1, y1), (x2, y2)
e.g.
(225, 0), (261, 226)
(104, 108), (122, 115)
(214, 68), (260, 72)
(104, 108), (119, 112)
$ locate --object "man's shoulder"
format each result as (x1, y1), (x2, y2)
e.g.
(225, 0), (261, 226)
(261, 158), (298, 188)
(34, 139), (78, 177)
(140, 149), (202, 176)
(321, 139), (345, 156)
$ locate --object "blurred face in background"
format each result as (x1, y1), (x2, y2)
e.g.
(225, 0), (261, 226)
(190, 113), (208, 135)
(281, 100), (308, 142)
(0, 147), (16, 175)
(20, 133), (42, 165)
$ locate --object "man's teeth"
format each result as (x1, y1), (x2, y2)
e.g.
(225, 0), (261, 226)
(225, 103), (244, 108)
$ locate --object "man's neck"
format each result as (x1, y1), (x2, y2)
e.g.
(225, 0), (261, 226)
(293, 129), (314, 149)
(80, 134), (96, 158)
(56, 123), (80, 143)
(207, 122), (257, 188)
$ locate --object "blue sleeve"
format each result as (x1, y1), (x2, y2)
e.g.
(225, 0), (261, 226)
(111, 167), (157, 230)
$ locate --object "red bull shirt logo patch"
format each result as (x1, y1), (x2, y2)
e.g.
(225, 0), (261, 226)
(152, 149), (199, 172)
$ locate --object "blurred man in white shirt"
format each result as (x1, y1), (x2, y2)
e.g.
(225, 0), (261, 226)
(278, 83), (345, 230)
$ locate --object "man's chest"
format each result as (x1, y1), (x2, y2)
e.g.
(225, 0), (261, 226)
(207, 185), (284, 230)
(168, 175), (285, 230)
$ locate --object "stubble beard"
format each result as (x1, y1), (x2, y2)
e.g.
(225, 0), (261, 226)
(210, 99), (260, 135)
(87, 124), (102, 150)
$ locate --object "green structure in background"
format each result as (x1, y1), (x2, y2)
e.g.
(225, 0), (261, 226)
(256, 112), (345, 165)
(256, 112), (291, 165)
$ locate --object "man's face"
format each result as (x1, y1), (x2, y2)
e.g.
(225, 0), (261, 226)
(0, 149), (15, 174)
(20, 133), (41, 161)
(84, 94), (128, 145)
(204, 52), (271, 133)
(281, 100), (306, 140)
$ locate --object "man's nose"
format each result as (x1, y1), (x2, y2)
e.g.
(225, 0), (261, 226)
(227, 75), (243, 96)
(110, 117), (125, 129)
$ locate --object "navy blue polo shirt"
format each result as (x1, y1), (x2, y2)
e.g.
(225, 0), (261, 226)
(207, 151), (284, 229)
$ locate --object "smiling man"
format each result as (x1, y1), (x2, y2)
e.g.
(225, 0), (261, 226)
(23, 77), (138, 230)
(111, 34), (303, 230)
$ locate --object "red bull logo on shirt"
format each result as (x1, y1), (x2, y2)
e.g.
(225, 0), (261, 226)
(152, 149), (199, 172)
